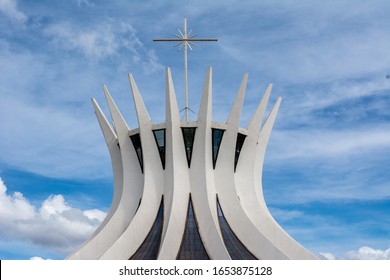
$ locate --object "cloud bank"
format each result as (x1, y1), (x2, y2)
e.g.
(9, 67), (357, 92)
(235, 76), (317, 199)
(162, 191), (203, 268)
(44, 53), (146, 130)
(0, 177), (106, 256)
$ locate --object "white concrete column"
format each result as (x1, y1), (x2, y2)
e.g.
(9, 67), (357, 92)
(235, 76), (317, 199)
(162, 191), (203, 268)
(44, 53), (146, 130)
(68, 86), (144, 259)
(214, 76), (287, 259)
(100, 74), (164, 259)
(158, 68), (191, 259)
(190, 67), (231, 260)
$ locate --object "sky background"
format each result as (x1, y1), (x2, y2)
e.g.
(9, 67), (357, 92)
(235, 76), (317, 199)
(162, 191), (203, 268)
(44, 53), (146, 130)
(1, 0), (390, 260)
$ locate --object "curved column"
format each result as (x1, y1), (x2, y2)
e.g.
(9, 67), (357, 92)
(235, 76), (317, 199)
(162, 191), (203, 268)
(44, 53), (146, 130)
(235, 84), (271, 212)
(235, 87), (317, 259)
(66, 99), (123, 259)
(238, 84), (273, 209)
(158, 68), (190, 259)
(89, 99), (123, 237)
(253, 97), (281, 204)
(100, 74), (164, 259)
(254, 99), (316, 259)
(189, 67), (231, 260)
(67, 86), (144, 259)
(214, 75), (288, 259)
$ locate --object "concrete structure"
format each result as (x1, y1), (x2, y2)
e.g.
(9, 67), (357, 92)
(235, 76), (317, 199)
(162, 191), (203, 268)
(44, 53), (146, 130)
(66, 67), (318, 260)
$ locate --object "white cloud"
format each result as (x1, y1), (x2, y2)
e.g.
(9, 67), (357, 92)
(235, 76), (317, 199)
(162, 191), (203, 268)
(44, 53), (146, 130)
(30, 256), (50, 260)
(40, 195), (71, 218)
(0, 0), (27, 22)
(319, 252), (336, 260)
(0, 177), (106, 255)
(321, 246), (390, 260)
(0, 178), (35, 221)
(345, 246), (390, 260)
(83, 209), (107, 221)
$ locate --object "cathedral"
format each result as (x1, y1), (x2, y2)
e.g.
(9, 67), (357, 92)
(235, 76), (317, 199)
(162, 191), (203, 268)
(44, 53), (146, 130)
(66, 19), (317, 260)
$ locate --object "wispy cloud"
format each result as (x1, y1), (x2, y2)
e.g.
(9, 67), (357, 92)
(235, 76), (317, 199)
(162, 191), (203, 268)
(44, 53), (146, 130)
(45, 23), (118, 59)
(0, 177), (105, 256)
(268, 207), (304, 222)
(276, 77), (390, 127)
(218, 1), (390, 84)
(0, 93), (111, 179)
(0, 17), (164, 179)
(75, 0), (94, 8)
(44, 20), (164, 73)
(0, 0), (27, 23)
(270, 127), (390, 161)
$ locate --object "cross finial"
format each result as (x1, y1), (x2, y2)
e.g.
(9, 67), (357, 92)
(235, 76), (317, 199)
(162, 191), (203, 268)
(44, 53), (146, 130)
(153, 18), (218, 122)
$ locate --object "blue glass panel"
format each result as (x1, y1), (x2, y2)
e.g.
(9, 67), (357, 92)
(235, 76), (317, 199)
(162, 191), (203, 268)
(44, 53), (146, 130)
(130, 198), (164, 260)
(217, 198), (257, 260)
(177, 198), (210, 260)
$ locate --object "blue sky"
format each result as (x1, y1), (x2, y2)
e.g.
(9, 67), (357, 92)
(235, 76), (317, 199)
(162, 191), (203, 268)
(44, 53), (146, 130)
(1, 0), (390, 260)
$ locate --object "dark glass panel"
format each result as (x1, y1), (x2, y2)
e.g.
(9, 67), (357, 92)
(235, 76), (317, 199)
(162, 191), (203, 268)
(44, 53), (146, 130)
(217, 199), (257, 260)
(181, 127), (196, 168)
(234, 133), (246, 172)
(130, 133), (143, 173)
(130, 198), (164, 260)
(212, 128), (225, 169)
(153, 129), (166, 169)
(177, 198), (210, 260)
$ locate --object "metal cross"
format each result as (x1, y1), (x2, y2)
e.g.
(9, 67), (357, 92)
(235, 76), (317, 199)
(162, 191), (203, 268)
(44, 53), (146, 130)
(154, 18), (218, 122)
